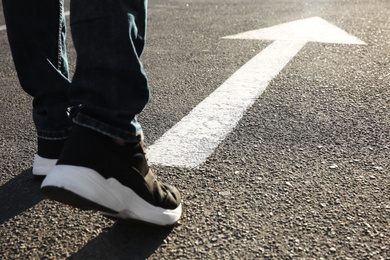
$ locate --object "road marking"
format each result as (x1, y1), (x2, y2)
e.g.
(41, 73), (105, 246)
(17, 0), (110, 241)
(147, 17), (366, 168)
(0, 11), (70, 31)
(224, 16), (366, 44)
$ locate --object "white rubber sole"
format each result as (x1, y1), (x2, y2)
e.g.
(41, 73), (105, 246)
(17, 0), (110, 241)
(41, 165), (182, 226)
(32, 154), (58, 176)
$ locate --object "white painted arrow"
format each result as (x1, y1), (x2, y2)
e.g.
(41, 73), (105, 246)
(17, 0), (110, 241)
(147, 16), (366, 168)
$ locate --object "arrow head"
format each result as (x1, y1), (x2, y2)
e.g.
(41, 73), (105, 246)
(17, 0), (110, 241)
(223, 16), (366, 45)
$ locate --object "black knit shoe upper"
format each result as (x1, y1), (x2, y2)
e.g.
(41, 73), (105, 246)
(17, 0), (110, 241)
(37, 138), (67, 159)
(56, 124), (181, 210)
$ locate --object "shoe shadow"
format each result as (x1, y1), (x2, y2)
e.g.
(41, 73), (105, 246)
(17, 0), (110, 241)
(0, 168), (45, 224)
(70, 220), (174, 260)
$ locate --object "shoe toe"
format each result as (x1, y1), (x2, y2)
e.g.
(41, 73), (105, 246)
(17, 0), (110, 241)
(160, 183), (181, 209)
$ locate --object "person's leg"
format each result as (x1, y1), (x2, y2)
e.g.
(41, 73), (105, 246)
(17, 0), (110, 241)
(41, 0), (182, 226)
(69, 0), (148, 142)
(2, 0), (72, 176)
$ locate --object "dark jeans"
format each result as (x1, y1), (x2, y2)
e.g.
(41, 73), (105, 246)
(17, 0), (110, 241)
(2, 0), (149, 142)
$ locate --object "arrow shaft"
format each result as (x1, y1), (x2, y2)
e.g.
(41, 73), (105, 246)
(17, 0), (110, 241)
(147, 40), (307, 168)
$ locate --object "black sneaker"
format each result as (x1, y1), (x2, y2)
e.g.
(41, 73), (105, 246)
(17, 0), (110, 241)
(40, 124), (182, 226)
(32, 138), (66, 176)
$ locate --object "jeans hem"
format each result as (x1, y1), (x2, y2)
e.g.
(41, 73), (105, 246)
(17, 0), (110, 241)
(37, 128), (71, 140)
(73, 113), (143, 143)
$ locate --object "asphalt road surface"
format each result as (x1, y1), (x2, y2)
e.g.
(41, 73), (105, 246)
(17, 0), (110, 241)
(1, 0), (389, 259)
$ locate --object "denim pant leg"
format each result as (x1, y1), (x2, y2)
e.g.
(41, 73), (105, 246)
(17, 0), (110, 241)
(69, 0), (149, 143)
(2, 0), (72, 140)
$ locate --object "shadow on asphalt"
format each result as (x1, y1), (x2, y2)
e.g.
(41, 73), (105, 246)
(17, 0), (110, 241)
(70, 220), (174, 259)
(1, 170), (174, 258)
(0, 168), (45, 224)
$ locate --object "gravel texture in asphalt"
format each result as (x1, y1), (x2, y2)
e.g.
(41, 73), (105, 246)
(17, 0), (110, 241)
(0, 0), (389, 258)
